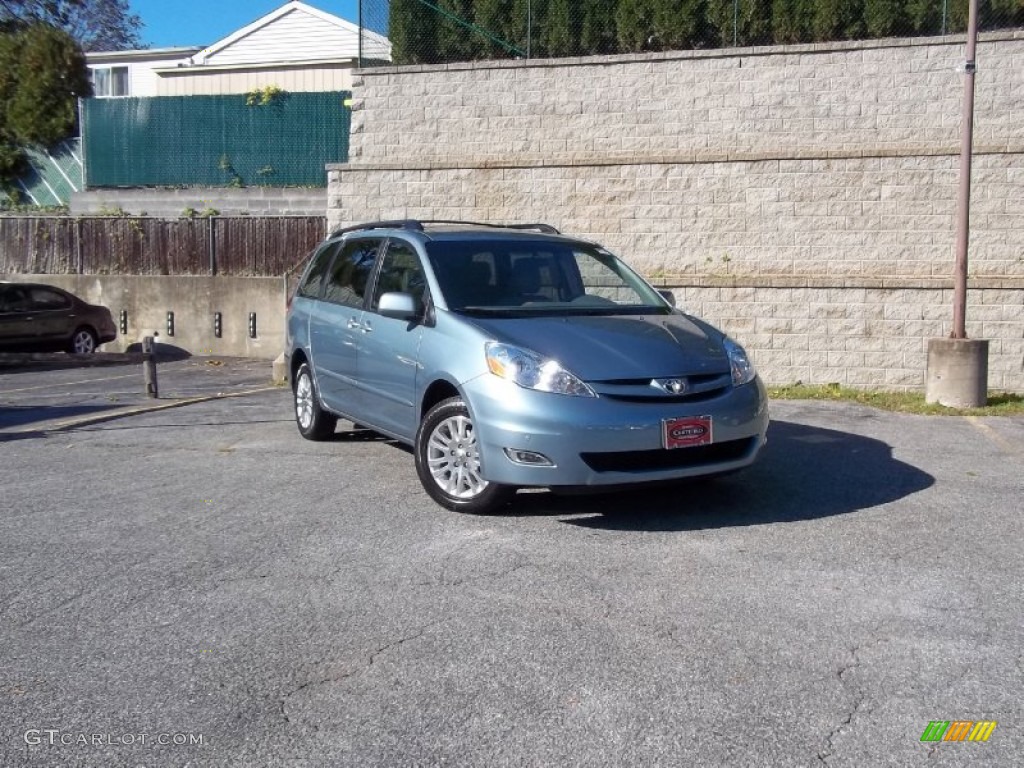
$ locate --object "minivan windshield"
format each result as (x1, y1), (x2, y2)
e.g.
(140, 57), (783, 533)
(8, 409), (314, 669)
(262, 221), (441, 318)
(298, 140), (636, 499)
(425, 239), (671, 316)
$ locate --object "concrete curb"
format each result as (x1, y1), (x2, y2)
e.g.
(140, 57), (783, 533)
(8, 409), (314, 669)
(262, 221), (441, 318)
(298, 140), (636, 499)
(5, 385), (283, 436)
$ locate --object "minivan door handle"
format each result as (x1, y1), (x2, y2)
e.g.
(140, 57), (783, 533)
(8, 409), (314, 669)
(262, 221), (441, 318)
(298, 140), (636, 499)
(346, 317), (362, 330)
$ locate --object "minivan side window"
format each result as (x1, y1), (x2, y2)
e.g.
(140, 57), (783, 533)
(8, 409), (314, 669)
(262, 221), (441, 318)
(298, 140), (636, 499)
(323, 238), (381, 308)
(296, 242), (339, 299)
(371, 240), (428, 311)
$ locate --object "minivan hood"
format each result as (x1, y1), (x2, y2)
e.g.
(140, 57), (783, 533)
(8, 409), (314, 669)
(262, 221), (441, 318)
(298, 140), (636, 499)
(465, 313), (729, 380)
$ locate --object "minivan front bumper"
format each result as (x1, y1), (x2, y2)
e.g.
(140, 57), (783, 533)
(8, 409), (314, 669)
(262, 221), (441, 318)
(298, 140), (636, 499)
(464, 373), (769, 488)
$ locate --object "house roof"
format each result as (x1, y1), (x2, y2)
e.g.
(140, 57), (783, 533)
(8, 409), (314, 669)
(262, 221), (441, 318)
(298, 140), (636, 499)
(86, 47), (202, 64)
(192, 0), (390, 66)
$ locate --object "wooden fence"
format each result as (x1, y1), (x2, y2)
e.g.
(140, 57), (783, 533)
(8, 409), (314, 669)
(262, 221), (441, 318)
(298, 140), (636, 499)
(0, 216), (326, 277)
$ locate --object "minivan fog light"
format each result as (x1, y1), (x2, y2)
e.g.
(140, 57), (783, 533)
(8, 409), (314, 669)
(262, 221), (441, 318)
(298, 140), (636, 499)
(504, 448), (555, 467)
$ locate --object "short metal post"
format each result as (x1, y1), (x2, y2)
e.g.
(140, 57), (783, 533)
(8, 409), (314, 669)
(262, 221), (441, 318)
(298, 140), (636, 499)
(142, 336), (158, 398)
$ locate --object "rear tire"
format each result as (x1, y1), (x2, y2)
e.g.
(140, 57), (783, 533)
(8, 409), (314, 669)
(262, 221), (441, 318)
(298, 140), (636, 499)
(68, 327), (97, 354)
(415, 397), (513, 513)
(293, 362), (337, 440)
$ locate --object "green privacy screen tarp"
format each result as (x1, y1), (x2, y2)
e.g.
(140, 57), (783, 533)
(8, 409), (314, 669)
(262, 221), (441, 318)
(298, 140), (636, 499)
(82, 91), (351, 188)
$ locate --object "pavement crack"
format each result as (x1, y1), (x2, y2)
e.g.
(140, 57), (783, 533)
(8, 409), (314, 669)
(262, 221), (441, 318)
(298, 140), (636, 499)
(280, 619), (444, 726)
(816, 634), (887, 765)
(367, 619), (444, 667)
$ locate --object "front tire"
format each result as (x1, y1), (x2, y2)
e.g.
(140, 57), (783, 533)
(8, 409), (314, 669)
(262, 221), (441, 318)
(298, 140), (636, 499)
(293, 362), (336, 440)
(69, 327), (97, 354)
(415, 397), (513, 513)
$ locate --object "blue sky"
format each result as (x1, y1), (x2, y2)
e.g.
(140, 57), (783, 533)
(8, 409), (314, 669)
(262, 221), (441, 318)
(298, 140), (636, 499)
(131, 0), (362, 48)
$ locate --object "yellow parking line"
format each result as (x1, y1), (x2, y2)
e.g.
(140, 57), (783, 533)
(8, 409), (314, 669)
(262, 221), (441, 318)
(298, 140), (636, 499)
(8, 386), (281, 434)
(965, 416), (1024, 460)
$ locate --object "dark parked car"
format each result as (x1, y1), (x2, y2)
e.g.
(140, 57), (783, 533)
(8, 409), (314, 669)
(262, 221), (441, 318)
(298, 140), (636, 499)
(0, 282), (117, 354)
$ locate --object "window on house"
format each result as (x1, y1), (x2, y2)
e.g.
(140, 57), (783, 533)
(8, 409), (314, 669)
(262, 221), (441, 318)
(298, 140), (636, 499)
(92, 66), (129, 97)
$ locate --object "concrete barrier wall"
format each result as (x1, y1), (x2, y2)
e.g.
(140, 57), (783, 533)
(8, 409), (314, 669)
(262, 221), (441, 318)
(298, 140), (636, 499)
(71, 187), (327, 218)
(5, 274), (287, 360)
(328, 32), (1024, 392)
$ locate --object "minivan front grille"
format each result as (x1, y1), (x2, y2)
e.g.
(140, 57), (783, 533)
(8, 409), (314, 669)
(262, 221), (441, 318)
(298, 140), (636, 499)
(591, 372), (733, 403)
(581, 437), (756, 473)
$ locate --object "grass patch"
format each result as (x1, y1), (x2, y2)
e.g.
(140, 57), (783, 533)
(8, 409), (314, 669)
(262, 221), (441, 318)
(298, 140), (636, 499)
(768, 383), (1024, 416)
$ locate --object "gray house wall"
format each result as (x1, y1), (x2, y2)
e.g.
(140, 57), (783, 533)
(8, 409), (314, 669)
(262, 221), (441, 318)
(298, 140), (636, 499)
(327, 32), (1024, 393)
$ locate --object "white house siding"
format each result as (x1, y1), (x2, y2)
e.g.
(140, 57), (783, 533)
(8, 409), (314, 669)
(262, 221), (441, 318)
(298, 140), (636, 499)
(153, 64), (354, 96)
(87, 55), (192, 97)
(201, 8), (358, 66)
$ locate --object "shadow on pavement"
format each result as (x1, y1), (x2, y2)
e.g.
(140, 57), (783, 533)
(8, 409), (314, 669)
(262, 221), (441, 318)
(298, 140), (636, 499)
(502, 420), (934, 530)
(0, 403), (125, 433)
(123, 342), (192, 362)
(0, 351), (141, 374)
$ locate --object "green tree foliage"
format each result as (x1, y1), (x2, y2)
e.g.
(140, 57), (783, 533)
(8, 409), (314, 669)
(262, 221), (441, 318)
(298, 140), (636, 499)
(579, 0), (619, 54)
(0, 22), (90, 187)
(813, 0), (865, 40)
(707, 0), (772, 47)
(864, 0), (904, 36)
(387, 0), (1024, 62)
(615, 0), (655, 51)
(389, 0), (441, 63)
(0, 0), (142, 51)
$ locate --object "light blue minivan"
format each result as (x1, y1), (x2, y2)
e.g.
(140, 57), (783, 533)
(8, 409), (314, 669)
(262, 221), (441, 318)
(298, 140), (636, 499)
(285, 221), (768, 513)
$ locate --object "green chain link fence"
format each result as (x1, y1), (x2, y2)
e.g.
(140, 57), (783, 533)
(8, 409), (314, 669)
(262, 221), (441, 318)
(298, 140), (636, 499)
(358, 0), (1024, 66)
(82, 91), (351, 188)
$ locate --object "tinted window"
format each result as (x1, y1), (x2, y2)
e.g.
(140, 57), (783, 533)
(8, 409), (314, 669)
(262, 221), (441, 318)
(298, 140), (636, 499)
(371, 240), (428, 311)
(0, 286), (30, 313)
(297, 242), (339, 299)
(323, 238), (380, 309)
(28, 287), (71, 310)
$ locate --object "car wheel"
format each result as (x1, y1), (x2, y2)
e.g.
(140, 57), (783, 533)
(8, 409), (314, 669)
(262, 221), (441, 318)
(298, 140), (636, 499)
(69, 327), (97, 354)
(415, 397), (513, 513)
(293, 362), (337, 440)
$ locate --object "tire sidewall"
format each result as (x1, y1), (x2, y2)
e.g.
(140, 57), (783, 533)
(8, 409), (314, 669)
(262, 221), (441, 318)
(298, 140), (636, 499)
(294, 362), (336, 440)
(414, 396), (512, 514)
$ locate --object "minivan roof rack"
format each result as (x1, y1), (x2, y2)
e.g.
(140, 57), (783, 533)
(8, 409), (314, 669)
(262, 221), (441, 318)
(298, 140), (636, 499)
(330, 220), (424, 237)
(329, 220), (560, 238)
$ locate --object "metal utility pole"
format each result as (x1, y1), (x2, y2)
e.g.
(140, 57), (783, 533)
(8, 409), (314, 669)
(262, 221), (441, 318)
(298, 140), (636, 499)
(925, 0), (988, 409)
(951, 0), (978, 339)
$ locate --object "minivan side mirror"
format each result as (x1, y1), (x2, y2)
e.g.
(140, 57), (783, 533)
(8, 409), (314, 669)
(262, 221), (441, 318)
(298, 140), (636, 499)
(378, 291), (419, 320)
(658, 289), (676, 307)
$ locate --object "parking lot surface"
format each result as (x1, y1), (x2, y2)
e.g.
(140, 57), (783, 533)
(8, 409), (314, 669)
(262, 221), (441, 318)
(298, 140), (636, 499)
(1, 361), (1021, 767)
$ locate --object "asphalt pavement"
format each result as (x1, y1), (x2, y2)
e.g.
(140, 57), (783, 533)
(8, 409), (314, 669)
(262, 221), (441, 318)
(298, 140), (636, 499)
(0, 358), (1021, 767)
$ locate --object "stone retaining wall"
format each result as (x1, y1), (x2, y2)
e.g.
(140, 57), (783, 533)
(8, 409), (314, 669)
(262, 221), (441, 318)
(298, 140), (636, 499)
(328, 32), (1024, 392)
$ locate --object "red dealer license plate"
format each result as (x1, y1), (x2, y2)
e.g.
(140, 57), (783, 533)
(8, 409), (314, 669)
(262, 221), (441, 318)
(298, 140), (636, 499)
(663, 416), (713, 449)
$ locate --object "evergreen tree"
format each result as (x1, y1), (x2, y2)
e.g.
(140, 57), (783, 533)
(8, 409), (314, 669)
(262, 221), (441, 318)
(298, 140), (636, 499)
(813, 0), (865, 41)
(616, 0), (655, 52)
(863, 0), (904, 37)
(542, 0), (575, 56)
(707, 0), (772, 47)
(434, 0), (478, 60)
(389, 0), (441, 64)
(652, 0), (708, 50)
(579, 0), (619, 55)
(475, 0), (523, 57)
(772, 0), (816, 43)
(0, 22), (90, 188)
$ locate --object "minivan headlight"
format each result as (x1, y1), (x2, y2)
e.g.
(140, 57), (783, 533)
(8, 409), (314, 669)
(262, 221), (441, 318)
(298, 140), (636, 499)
(724, 339), (756, 386)
(485, 342), (596, 397)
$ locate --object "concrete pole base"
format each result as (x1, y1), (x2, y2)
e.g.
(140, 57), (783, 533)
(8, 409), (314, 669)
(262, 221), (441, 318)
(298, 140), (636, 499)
(272, 352), (288, 385)
(925, 338), (989, 408)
